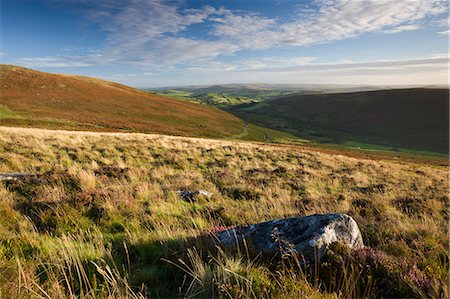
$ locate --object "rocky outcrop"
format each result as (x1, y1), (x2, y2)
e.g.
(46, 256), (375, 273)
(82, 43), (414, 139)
(215, 213), (364, 263)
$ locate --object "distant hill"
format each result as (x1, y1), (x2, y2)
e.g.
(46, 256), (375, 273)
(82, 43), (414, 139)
(152, 84), (304, 108)
(231, 88), (449, 154)
(150, 83), (415, 108)
(0, 65), (243, 137)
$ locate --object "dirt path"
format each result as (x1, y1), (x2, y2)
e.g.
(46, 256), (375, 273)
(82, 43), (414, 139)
(225, 122), (249, 139)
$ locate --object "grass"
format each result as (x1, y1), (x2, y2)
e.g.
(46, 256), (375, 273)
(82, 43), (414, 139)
(156, 90), (261, 107)
(233, 123), (309, 144)
(0, 65), (244, 138)
(0, 104), (17, 119)
(0, 126), (448, 298)
(155, 89), (449, 165)
(230, 88), (449, 154)
(153, 86), (299, 109)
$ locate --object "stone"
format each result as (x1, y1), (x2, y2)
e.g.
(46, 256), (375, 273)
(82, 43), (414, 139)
(177, 189), (213, 202)
(215, 213), (364, 263)
(0, 172), (37, 181)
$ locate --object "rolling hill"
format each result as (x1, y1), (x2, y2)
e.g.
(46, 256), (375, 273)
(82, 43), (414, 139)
(231, 88), (449, 154)
(152, 85), (295, 108)
(151, 83), (411, 108)
(0, 65), (244, 138)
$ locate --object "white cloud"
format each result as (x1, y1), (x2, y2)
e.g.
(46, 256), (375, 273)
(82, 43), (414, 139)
(102, 55), (448, 87)
(83, 0), (234, 67)
(384, 24), (421, 34)
(280, 0), (445, 46)
(210, 13), (278, 49)
(17, 56), (93, 67)
(128, 37), (239, 67)
(254, 57), (449, 73)
(59, 0), (447, 68)
(432, 17), (449, 27)
(18, 0), (448, 71)
(234, 56), (318, 70)
(430, 53), (450, 58)
(112, 73), (137, 77)
(437, 30), (450, 35)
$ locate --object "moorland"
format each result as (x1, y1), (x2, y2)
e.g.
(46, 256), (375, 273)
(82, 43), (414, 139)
(0, 127), (448, 298)
(0, 65), (448, 298)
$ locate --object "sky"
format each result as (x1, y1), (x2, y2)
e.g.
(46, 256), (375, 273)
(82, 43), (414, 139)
(1, 0), (449, 87)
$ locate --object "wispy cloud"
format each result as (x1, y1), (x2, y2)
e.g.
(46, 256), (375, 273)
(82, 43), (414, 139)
(384, 25), (421, 34)
(212, 0), (447, 48)
(432, 16), (449, 27)
(17, 56), (95, 67)
(254, 57), (449, 73)
(92, 54), (447, 87)
(17, 0), (448, 70)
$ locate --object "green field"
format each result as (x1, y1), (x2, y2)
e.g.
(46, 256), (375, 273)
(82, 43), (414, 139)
(152, 85), (300, 108)
(155, 90), (263, 107)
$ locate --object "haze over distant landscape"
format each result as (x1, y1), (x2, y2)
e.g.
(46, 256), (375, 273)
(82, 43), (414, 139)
(2, 0), (449, 87)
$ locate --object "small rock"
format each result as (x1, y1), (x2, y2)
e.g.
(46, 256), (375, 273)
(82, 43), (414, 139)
(177, 189), (213, 202)
(0, 172), (37, 181)
(215, 213), (363, 263)
(198, 190), (213, 197)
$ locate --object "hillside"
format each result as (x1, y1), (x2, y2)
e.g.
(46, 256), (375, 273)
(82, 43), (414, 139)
(0, 127), (448, 298)
(0, 65), (243, 137)
(151, 84), (405, 108)
(153, 86), (296, 108)
(232, 88), (449, 154)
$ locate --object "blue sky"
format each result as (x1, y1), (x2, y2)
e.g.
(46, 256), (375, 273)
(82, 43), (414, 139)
(1, 0), (449, 87)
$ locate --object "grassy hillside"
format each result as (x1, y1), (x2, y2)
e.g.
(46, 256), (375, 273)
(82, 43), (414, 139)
(0, 127), (447, 298)
(231, 88), (449, 154)
(0, 65), (243, 138)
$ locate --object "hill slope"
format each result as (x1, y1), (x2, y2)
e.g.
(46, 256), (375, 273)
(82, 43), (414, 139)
(232, 88), (449, 153)
(0, 65), (243, 137)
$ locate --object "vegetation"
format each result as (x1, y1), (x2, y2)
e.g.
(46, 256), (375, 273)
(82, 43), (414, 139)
(0, 65), (244, 138)
(153, 84), (300, 108)
(226, 123), (306, 144)
(153, 85), (449, 158)
(1, 127), (448, 298)
(154, 90), (259, 107)
(230, 88), (450, 154)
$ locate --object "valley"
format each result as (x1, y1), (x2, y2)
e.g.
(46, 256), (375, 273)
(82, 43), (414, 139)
(153, 84), (449, 157)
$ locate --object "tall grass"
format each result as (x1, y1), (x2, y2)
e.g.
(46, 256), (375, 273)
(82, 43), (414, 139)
(0, 127), (448, 298)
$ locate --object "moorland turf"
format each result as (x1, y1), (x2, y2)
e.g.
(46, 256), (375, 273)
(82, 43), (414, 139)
(0, 127), (448, 298)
